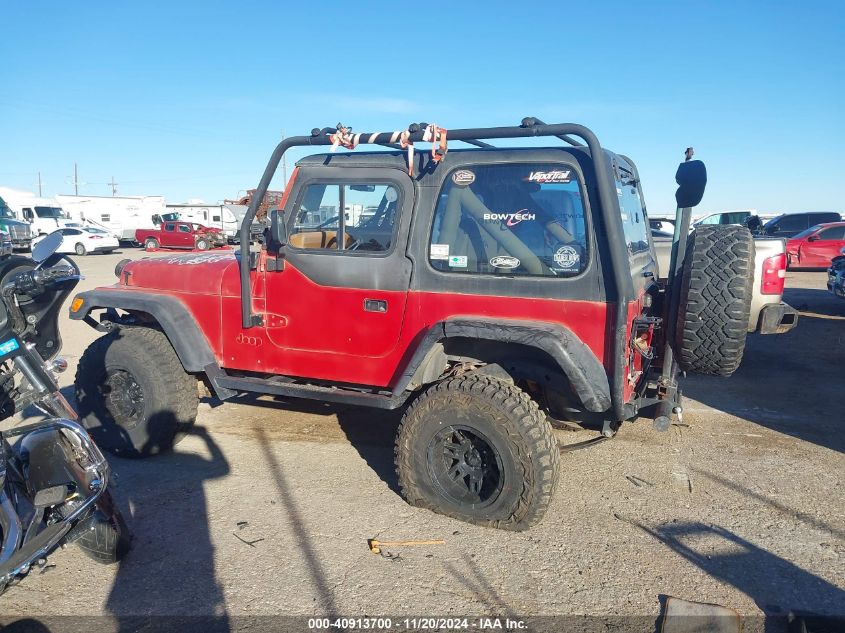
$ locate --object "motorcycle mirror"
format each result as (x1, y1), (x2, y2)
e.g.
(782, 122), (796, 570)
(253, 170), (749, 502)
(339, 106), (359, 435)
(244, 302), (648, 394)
(32, 231), (63, 263)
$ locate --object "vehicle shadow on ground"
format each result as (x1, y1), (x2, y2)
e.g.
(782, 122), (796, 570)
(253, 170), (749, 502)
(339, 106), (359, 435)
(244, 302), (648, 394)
(683, 287), (844, 453)
(636, 520), (845, 631)
(232, 394), (403, 493)
(103, 423), (232, 632)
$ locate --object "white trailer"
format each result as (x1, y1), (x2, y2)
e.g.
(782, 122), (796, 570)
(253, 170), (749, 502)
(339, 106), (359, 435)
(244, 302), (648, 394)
(56, 194), (163, 242)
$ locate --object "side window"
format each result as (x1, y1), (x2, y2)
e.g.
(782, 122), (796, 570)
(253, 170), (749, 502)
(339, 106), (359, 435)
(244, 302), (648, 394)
(699, 215), (719, 225)
(429, 163), (588, 277)
(178, 224), (191, 233)
(100, 214), (110, 222)
(819, 226), (845, 240)
(290, 183), (400, 253)
(617, 172), (649, 254)
(23, 208), (33, 220)
(776, 215), (807, 232)
(164, 223), (175, 232)
(212, 215), (221, 222)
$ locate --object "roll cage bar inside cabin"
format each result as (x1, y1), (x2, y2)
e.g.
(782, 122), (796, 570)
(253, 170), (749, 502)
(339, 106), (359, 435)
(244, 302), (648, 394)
(238, 118), (636, 422)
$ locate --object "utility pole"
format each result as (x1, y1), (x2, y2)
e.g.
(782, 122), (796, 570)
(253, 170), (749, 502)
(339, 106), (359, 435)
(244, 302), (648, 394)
(37, 172), (42, 197)
(109, 176), (118, 196)
(74, 163), (79, 195)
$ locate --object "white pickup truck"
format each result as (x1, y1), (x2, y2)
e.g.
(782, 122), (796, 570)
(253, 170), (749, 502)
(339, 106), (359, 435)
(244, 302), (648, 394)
(653, 233), (798, 335)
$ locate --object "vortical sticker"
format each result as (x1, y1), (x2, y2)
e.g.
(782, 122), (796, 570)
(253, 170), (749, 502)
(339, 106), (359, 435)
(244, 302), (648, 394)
(482, 210), (536, 227)
(526, 170), (571, 183)
(553, 245), (580, 270)
(452, 170), (476, 186)
(490, 256), (520, 269)
(448, 255), (468, 268)
(430, 243), (450, 260)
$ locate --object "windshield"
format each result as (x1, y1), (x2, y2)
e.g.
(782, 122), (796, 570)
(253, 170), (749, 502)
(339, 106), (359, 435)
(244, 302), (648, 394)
(34, 206), (67, 219)
(792, 225), (822, 239)
(86, 227), (109, 234)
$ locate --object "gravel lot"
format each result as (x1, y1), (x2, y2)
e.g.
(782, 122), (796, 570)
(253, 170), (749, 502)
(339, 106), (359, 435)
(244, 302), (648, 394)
(0, 249), (842, 630)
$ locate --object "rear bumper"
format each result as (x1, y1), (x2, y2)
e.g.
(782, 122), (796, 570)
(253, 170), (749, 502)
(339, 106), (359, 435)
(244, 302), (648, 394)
(757, 302), (798, 334)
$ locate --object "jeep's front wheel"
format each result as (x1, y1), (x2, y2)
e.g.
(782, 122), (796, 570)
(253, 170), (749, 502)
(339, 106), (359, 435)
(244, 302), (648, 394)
(395, 374), (560, 530)
(75, 327), (199, 458)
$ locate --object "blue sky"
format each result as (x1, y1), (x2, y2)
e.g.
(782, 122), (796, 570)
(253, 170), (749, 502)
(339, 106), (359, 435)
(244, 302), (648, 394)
(1, 1), (842, 215)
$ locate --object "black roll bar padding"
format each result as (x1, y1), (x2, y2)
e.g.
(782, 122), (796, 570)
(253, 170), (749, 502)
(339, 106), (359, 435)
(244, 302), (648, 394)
(238, 122), (634, 421)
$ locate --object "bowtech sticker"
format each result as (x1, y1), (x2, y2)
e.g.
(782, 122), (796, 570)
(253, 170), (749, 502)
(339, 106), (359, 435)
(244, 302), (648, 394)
(448, 255), (468, 268)
(490, 256), (520, 269)
(452, 170), (476, 186)
(482, 210), (536, 227)
(527, 169), (571, 184)
(553, 245), (580, 270)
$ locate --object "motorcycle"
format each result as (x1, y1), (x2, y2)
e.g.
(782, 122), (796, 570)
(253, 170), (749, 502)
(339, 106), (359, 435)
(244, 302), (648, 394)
(0, 232), (129, 593)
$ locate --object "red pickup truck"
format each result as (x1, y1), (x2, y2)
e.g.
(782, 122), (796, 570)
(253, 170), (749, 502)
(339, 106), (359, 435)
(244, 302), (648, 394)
(136, 221), (226, 251)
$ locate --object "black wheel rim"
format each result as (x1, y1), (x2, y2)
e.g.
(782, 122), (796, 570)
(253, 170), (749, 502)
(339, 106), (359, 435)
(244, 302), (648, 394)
(102, 369), (145, 430)
(426, 425), (504, 508)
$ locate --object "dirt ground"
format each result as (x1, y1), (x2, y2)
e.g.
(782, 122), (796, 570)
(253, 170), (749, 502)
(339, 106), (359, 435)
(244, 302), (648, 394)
(0, 249), (842, 631)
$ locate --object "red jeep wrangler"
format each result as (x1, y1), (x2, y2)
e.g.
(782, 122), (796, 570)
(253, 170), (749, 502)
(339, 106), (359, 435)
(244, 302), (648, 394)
(70, 120), (763, 530)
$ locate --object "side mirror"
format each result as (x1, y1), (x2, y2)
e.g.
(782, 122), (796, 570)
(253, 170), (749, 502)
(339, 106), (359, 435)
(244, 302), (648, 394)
(675, 158), (707, 209)
(807, 234), (819, 242)
(32, 231), (63, 263)
(269, 209), (288, 247)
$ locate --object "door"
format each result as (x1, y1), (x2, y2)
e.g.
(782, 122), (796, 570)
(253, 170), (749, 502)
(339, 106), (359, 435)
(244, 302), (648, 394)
(261, 168), (414, 384)
(800, 225), (845, 267)
(161, 222), (178, 247)
(176, 223), (195, 247)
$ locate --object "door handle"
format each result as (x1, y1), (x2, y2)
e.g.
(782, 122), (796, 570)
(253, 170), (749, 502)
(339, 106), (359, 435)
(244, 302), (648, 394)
(363, 299), (388, 313)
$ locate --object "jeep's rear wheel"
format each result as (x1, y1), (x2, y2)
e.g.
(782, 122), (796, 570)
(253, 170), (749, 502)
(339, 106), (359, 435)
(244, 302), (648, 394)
(75, 327), (198, 458)
(395, 374), (560, 530)
(675, 225), (754, 376)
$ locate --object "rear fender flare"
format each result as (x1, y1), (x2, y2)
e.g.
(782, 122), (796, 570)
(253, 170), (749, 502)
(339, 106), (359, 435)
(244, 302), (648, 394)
(394, 319), (611, 413)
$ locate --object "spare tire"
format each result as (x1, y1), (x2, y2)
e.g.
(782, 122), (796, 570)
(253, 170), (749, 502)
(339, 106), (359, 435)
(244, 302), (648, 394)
(675, 225), (754, 376)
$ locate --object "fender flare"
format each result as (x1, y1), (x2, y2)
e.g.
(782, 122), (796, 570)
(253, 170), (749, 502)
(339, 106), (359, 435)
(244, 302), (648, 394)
(393, 318), (611, 413)
(69, 289), (216, 373)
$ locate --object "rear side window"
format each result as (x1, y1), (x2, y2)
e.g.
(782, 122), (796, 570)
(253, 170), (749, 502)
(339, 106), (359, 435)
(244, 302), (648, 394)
(616, 169), (649, 254)
(164, 223), (175, 232)
(429, 163), (588, 277)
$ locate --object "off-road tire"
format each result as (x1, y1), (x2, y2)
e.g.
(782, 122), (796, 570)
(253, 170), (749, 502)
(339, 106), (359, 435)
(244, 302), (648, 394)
(144, 238), (159, 250)
(75, 326), (198, 458)
(74, 243), (86, 256)
(195, 238), (209, 251)
(395, 374), (560, 531)
(675, 225), (754, 376)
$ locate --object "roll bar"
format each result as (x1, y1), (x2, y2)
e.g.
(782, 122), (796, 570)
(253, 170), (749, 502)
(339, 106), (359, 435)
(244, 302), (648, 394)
(238, 119), (635, 421)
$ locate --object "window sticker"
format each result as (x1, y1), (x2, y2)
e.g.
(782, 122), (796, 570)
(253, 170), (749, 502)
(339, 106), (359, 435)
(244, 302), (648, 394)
(430, 243), (450, 260)
(448, 255), (468, 268)
(490, 256), (520, 269)
(482, 210), (536, 227)
(526, 170), (571, 183)
(452, 170), (476, 186)
(553, 245), (580, 270)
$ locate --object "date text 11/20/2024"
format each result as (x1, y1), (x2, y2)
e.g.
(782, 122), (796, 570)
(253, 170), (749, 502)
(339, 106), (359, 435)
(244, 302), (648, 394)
(308, 617), (527, 630)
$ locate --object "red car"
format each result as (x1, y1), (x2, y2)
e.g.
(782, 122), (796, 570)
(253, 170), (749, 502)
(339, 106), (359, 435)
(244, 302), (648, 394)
(135, 221), (226, 251)
(786, 222), (845, 269)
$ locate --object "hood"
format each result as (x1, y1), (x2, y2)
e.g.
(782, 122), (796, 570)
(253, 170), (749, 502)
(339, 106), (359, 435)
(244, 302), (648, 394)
(121, 252), (238, 294)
